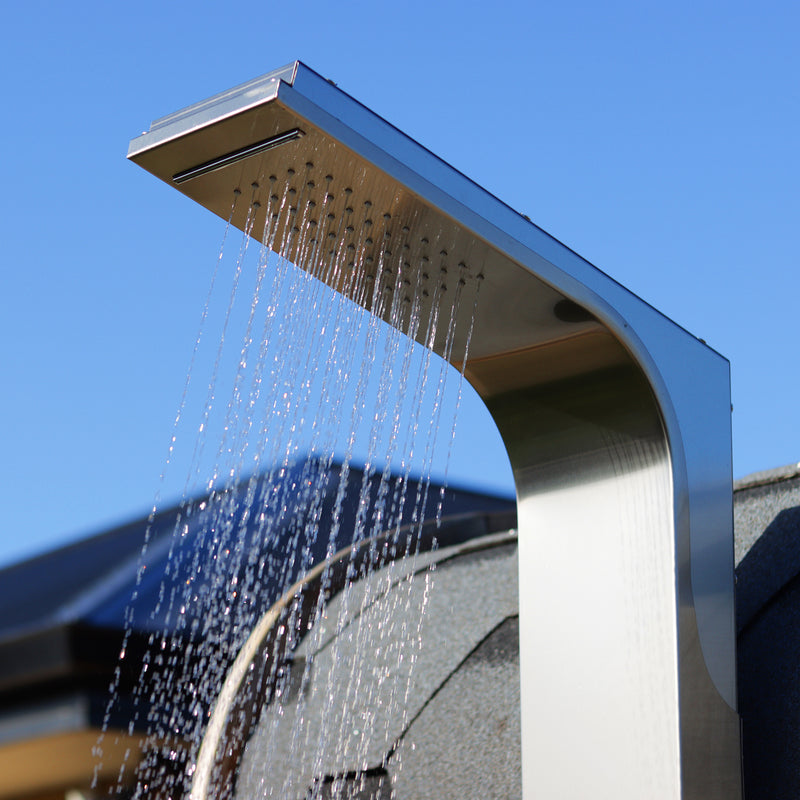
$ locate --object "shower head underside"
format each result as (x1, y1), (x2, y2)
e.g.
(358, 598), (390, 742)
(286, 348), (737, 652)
(129, 63), (626, 398)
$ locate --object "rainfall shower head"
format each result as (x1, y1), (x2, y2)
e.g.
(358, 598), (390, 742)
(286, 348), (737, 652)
(129, 62), (742, 799)
(128, 62), (616, 384)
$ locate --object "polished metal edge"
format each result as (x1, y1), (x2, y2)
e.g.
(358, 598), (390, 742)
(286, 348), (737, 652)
(128, 61), (298, 158)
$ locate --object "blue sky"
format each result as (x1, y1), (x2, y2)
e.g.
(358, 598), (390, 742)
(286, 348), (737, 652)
(1, 0), (798, 567)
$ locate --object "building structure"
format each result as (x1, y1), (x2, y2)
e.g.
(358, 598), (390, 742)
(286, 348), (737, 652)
(0, 460), (797, 799)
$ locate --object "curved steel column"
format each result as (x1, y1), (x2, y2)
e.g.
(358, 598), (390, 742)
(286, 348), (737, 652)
(129, 61), (742, 798)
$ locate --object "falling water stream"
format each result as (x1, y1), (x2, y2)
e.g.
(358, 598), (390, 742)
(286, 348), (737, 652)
(95, 168), (487, 798)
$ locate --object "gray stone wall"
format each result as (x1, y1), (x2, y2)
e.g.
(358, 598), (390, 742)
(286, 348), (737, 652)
(735, 463), (800, 800)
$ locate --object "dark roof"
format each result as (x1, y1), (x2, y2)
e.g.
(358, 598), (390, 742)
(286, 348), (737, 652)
(0, 459), (515, 720)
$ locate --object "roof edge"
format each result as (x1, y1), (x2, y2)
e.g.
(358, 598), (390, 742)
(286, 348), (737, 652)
(734, 461), (800, 492)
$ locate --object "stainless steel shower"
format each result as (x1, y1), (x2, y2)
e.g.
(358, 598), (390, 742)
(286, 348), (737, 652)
(129, 61), (742, 799)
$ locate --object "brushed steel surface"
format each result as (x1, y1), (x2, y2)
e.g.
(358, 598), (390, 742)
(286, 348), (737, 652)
(129, 61), (742, 798)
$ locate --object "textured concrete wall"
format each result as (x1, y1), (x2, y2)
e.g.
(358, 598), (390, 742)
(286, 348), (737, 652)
(734, 463), (800, 800)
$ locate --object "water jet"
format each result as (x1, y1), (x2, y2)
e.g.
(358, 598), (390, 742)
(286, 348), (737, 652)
(129, 61), (742, 798)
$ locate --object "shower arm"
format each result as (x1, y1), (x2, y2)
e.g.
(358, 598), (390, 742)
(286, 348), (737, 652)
(129, 61), (742, 799)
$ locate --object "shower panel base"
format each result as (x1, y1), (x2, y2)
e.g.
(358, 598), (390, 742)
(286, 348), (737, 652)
(129, 62), (743, 799)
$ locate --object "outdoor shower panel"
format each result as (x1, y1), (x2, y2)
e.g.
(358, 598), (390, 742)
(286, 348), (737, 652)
(129, 63), (742, 798)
